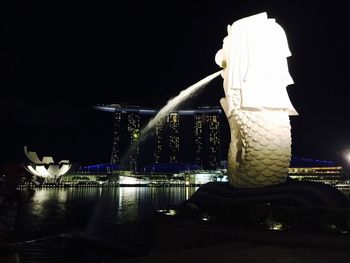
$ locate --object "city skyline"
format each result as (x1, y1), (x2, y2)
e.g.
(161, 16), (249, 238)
(104, 104), (225, 171)
(1, 1), (350, 169)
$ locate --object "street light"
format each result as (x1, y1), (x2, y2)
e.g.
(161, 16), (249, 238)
(344, 150), (350, 163)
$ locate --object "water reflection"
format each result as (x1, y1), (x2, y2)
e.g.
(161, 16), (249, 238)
(14, 186), (197, 263)
(117, 187), (140, 222)
(58, 190), (67, 203)
(13, 187), (350, 262)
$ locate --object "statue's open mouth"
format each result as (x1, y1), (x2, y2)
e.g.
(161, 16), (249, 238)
(215, 49), (226, 69)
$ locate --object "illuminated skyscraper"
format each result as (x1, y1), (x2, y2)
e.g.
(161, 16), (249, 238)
(154, 119), (164, 164)
(194, 108), (221, 169)
(207, 113), (221, 169)
(168, 112), (180, 163)
(109, 105), (141, 172)
(194, 114), (204, 167)
(128, 112), (140, 172)
(111, 107), (122, 165)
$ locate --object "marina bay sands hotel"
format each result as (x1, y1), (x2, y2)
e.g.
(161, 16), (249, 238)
(95, 104), (226, 172)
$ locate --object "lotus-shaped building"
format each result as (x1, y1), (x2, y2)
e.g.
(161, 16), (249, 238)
(23, 146), (71, 181)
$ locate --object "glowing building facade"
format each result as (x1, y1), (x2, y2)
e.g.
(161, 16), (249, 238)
(168, 112), (180, 163)
(194, 114), (203, 166)
(288, 157), (343, 185)
(154, 119), (164, 164)
(96, 105), (223, 172)
(110, 105), (141, 172)
(194, 109), (221, 169)
(111, 109), (122, 164)
(128, 113), (140, 172)
(207, 113), (221, 169)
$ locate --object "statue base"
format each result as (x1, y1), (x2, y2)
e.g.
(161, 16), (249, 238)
(186, 179), (349, 209)
(153, 179), (350, 253)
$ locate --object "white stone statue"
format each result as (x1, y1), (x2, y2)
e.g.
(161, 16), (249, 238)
(215, 12), (298, 188)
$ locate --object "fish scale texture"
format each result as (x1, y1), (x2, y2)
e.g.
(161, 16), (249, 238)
(225, 90), (291, 188)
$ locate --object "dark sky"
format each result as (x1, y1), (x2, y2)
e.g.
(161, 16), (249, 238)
(1, 0), (350, 168)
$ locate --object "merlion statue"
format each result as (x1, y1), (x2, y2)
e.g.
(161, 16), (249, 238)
(157, 14), (350, 249)
(215, 12), (298, 188)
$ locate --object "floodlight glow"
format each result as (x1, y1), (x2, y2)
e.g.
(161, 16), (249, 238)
(344, 151), (350, 162)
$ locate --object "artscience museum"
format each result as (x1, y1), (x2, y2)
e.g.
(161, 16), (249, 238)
(23, 146), (71, 183)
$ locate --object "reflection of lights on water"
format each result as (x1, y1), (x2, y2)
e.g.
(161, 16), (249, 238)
(201, 213), (210, 221)
(165, 209), (177, 216)
(186, 186), (189, 200)
(118, 187), (138, 209)
(33, 190), (49, 203)
(116, 187), (140, 222)
(329, 224), (337, 230)
(269, 222), (283, 230)
(58, 191), (67, 202)
(32, 190), (50, 215)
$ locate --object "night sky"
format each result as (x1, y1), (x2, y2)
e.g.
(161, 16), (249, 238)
(1, 0), (350, 169)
